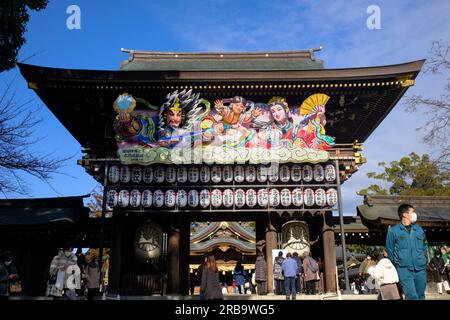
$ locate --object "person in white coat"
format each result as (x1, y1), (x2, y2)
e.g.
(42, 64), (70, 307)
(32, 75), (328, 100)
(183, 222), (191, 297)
(369, 250), (402, 300)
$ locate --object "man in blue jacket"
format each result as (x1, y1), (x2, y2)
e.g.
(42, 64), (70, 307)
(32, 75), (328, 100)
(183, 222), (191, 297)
(282, 252), (298, 300)
(386, 204), (428, 300)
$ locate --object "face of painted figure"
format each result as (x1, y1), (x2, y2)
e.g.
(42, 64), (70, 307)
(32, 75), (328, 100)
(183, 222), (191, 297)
(231, 102), (245, 114)
(270, 104), (288, 125)
(167, 110), (182, 128)
(213, 122), (225, 134)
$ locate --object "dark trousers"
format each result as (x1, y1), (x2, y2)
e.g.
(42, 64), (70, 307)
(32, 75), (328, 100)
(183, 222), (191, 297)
(305, 280), (316, 295)
(284, 277), (296, 298)
(295, 276), (301, 293)
(256, 280), (267, 295)
(275, 279), (285, 295)
(87, 288), (99, 300)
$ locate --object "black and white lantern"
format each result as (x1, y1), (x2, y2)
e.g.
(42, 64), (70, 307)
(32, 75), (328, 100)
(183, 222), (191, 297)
(303, 188), (315, 206)
(223, 165), (233, 183)
(153, 190), (165, 207)
(188, 190), (199, 207)
(245, 166), (256, 183)
(199, 189), (211, 208)
(143, 167), (154, 183)
(177, 190), (188, 207)
(222, 189), (234, 207)
(200, 167), (211, 183)
(280, 165), (290, 183)
(234, 166), (245, 183)
(292, 188), (303, 206)
(302, 165), (313, 183)
(154, 167), (165, 183)
(211, 166), (222, 183)
(177, 167), (187, 183)
(314, 188), (327, 206)
(165, 189), (176, 207)
(234, 189), (246, 207)
(257, 189), (269, 207)
(211, 189), (222, 207)
(326, 188), (338, 206)
(131, 167), (142, 183)
(313, 165), (325, 182)
(280, 189), (292, 207)
(269, 188), (280, 206)
(120, 166), (131, 183)
(256, 166), (268, 183)
(130, 189), (142, 207)
(165, 167), (177, 183)
(325, 164), (336, 182)
(142, 190), (153, 207)
(245, 189), (257, 207)
(107, 190), (118, 207)
(118, 190), (130, 207)
(268, 169), (279, 183)
(291, 165), (302, 182)
(188, 167), (199, 183)
(108, 166), (120, 183)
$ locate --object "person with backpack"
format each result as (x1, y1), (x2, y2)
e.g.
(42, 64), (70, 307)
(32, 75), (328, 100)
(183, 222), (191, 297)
(303, 251), (319, 295)
(233, 261), (247, 294)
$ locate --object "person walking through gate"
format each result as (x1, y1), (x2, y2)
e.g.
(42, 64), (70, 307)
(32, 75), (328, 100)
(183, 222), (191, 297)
(386, 204), (428, 300)
(200, 254), (223, 300)
(255, 251), (267, 295)
(233, 261), (246, 294)
(282, 252), (297, 300)
(273, 251), (285, 295)
(302, 251), (319, 295)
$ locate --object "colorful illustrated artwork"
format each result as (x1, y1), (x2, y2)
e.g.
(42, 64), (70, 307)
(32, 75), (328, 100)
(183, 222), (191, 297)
(113, 90), (335, 164)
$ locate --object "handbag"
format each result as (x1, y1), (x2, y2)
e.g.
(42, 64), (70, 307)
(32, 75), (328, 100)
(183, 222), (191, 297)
(9, 281), (22, 294)
(380, 283), (402, 300)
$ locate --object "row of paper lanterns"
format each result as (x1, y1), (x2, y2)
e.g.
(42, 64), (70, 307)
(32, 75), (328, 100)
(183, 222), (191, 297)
(107, 164), (336, 184)
(107, 187), (338, 208)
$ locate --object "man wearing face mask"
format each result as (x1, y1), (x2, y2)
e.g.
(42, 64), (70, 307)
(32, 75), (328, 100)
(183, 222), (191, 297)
(386, 204), (428, 300)
(0, 251), (19, 300)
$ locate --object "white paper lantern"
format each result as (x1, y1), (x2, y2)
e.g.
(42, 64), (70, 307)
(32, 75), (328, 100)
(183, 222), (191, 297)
(234, 189), (246, 207)
(200, 167), (211, 183)
(245, 166), (256, 183)
(120, 166), (131, 183)
(177, 190), (188, 207)
(130, 189), (142, 207)
(108, 166), (120, 184)
(315, 188), (327, 206)
(188, 167), (199, 183)
(164, 189), (176, 207)
(256, 166), (268, 183)
(234, 166), (245, 183)
(325, 164), (336, 182)
(106, 190), (118, 207)
(199, 189), (211, 208)
(245, 189), (257, 207)
(153, 190), (165, 207)
(326, 188), (338, 206)
(131, 167), (142, 183)
(118, 190), (130, 207)
(222, 189), (234, 207)
(211, 189), (222, 207)
(257, 189), (269, 207)
(303, 188), (315, 206)
(280, 189), (292, 207)
(188, 190), (199, 207)
(292, 188), (303, 206)
(177, 167), (187, 183)
(211, 166), (222, 183)
(313, 165), (325, 182)
(280, 165), (290, 183)
(223, 165), (233, 183)
(165, 167), (177, 183)
(291, 165), (302, 183)
(269, 189), (280, 206)
(154, 167), (165, 183)
(142, 190), (153, 207)
(268, 169), (279, 183)
(302, 165), (313, 183)
(143, 167), (153, 183)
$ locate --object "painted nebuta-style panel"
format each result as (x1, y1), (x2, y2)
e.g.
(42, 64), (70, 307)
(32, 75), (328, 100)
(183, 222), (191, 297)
(113, 90), (335, 164)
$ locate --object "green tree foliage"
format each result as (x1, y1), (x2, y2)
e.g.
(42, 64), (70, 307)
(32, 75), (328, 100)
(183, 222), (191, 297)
(0, 0), (48, 72)
(358, 152), (450, 196)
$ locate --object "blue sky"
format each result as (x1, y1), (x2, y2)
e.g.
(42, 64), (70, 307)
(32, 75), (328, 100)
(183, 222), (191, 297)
(1, 0), (449, 214)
